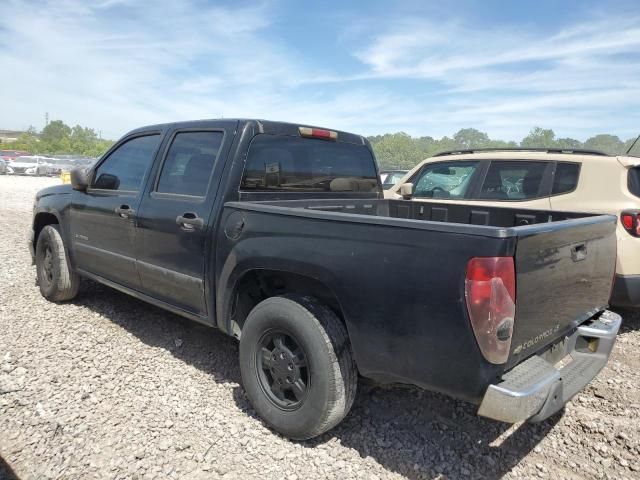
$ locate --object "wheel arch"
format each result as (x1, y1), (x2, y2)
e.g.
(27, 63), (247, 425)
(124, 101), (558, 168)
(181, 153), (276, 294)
(222, 267), (350, 343)
(32, 211), (61, 247)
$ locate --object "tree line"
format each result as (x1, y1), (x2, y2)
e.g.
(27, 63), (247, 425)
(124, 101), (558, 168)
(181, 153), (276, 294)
(369, 127), (638, 170)
(1, 120), (114, 157)
(2, 120), (636, 170)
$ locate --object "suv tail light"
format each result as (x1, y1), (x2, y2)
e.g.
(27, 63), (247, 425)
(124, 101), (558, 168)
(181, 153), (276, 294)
(620, 211), (640, 237)
(465, 257), (516, 364)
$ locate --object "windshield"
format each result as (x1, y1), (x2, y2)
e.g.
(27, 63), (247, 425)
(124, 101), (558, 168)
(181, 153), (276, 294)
(242, 134), (379, 192)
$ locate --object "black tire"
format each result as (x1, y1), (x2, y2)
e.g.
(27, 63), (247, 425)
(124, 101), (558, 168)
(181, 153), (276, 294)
(239, 295), (357, 440)
(35, 224), (80, 302)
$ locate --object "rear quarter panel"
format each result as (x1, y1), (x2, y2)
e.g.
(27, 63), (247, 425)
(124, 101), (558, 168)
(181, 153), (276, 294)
(550, 159), (640, 276)
(216, 205), (515, 403)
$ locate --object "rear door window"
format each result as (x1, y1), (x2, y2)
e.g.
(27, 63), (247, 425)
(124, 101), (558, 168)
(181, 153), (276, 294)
(478, 161), (547, 200)
(552, 162), (580, 195)
(412, 161), (479, 199)
(156, 131), (224, 197)
(241, 134), (379, 192)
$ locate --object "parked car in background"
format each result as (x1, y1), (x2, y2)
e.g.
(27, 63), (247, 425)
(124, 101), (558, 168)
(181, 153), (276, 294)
(0, 150), (31, 161)
(386, 147), (640, 307)
(30, 119), (620, 440)
(380, 169), (408, 190)
(0, 158), (7, 174)
(7, 155), (53, 176)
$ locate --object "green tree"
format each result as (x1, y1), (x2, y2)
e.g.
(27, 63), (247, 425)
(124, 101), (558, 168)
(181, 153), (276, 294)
(453, 128), (490, 149)
(369, 132), (425, 169)
(625, 136), (639, 156)
(41, 120), (71, 143)
(583, 134), (625, 155)
(555, 137), (583, 149)
(520, 127), (557, 148)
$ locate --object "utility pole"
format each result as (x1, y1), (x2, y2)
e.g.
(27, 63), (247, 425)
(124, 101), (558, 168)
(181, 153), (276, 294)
(45, 112), (49, 127)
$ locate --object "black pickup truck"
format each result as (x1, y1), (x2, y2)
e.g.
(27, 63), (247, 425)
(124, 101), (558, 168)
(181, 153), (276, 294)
(30, 119), (621, 440)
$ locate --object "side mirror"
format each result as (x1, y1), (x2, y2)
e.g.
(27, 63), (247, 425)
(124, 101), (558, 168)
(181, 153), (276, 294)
(400, 182), (414, 200)
(70, 167), (90, 192)
(93, 173), (119, 190)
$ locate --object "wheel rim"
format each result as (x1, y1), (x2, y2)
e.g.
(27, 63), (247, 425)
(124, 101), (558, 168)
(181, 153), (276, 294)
(40, 244), (54, 287)
(255, 330), (309, 410)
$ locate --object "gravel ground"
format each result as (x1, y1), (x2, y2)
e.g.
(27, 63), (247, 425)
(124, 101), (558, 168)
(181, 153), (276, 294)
(1, 175), (639, 480)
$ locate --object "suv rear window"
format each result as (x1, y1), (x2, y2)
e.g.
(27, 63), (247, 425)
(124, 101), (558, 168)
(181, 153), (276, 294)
(241, 134), (379, 192)
(552, 162), (580, 195)
(478, 161), (547, 200)
(628, 167), (640, 198)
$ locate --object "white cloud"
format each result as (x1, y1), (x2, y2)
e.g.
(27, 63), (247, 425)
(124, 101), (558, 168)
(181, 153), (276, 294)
(1, 1), (639, 141)
(0, 0), (313, 137)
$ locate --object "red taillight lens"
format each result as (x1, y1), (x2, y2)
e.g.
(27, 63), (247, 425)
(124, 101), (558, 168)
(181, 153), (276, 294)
(465, 257), (516, 364)
(298, 126), (338, 140)
(621, 211), (640, 237)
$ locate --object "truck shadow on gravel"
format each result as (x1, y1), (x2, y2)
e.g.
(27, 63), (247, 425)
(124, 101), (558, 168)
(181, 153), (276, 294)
(612, 307), (640, 333)
(0, 455), (20, 480)
(233, 386), (561, 480)
(77, 281), (560, 480)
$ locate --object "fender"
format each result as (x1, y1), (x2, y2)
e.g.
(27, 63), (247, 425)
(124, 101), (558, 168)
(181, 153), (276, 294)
(216, 239), (346, 336)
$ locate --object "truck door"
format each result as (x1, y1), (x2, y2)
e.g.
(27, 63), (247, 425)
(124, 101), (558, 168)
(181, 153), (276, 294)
(70, 132), (162, 289)
(135, 123), (235, 316)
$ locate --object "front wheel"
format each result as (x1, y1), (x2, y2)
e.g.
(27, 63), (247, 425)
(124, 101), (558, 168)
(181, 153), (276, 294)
(35, 225), (80, 302)
(239, 295), (357, 440)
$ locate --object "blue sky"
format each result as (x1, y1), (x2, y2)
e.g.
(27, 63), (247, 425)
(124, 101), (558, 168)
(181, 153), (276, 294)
(1, 0), (639, 141)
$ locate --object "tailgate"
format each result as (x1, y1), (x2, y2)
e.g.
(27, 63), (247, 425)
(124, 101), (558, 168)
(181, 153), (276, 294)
(508, 215), (617, 367)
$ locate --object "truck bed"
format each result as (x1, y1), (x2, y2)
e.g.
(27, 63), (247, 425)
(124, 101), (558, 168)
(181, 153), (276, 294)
(220, 199), (617, 401)
(229, 198), (600, 229)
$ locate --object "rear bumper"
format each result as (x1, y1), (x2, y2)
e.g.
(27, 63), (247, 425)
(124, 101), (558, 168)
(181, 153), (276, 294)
(611, 274), (640, 308)
(478, 310), (621, 423)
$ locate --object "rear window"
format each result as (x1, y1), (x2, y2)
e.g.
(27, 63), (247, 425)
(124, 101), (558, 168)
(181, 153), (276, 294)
(241, 134), (379, 192)
(552, 162), (580, 195)
(628, 167), (640, 198)
(478, 161), (547, 200)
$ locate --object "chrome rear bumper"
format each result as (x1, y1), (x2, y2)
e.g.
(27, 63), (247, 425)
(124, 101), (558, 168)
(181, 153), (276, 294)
(478, 310), (621, 423)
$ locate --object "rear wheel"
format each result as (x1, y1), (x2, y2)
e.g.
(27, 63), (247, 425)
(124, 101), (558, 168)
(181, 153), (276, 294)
(35, 225), (80, 302)
(239, 295), (357, 440)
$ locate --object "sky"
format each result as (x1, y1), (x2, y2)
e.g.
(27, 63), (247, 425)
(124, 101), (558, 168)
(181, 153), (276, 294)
(1, 0), (640, 141)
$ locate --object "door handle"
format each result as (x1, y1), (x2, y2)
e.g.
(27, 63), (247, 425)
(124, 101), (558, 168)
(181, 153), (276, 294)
(176, 212), (204, 231)
(115, 205), (135, 219)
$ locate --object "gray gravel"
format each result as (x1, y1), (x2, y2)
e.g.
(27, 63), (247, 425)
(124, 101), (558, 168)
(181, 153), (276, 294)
(1, 175), (639, 480)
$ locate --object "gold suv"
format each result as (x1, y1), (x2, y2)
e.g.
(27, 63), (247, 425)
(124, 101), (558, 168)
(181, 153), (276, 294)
(386, 147), (640, 307)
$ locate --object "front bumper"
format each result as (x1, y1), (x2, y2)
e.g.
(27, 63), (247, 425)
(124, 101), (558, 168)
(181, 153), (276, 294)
(478, 310), (621, 423)
(611, 274), (640, 308)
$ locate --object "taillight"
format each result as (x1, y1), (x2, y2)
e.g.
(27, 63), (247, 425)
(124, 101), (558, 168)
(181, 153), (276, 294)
(465, 257), (516, 364)
(298, 126), (338, 140)
(621, 211), (640, 236)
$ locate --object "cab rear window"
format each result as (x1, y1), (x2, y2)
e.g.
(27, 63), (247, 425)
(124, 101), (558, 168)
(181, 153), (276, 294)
(241, 134), (379, 192)
(628, 167), (640, 198)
